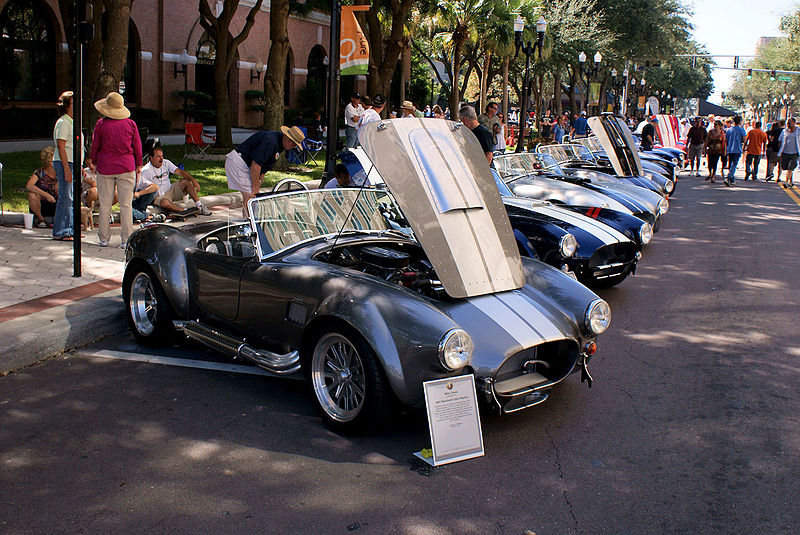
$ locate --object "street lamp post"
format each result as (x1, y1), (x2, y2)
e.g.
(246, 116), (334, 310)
(513, 14), (547, 153)
(577, 51), (602, 116)
(782, 93), (795, 119)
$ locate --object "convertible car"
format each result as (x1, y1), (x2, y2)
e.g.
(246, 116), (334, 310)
(493, 152), (668, 230)
(572, 134), (678, 188)
(123, 118), (611, 434)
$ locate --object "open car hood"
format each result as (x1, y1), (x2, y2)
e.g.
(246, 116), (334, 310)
(357, 118), (524, 299)
(588, 116), (644, 177)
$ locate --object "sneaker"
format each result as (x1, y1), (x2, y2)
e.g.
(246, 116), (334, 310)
(151, 213), (166, 223)
(98, 240), (109, 247)
(197, 203), (212, 216)
(695, 171), (701, 177)
(36, 220), (47, 228)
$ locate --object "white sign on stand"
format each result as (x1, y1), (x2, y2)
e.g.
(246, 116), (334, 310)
(414, 375), (484, 466)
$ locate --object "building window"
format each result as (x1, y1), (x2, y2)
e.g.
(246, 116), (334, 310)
(0, 0), (56, 102)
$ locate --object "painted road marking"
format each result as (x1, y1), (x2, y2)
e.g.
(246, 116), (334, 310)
(80, 349), (302, 379)
(0, 277), (121, 324)
(781, 184), (800, 207)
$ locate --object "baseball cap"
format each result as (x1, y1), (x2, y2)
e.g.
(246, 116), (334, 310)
(352, 92), (361, 99)
(372, 94), (385, 106)
(580, 110), (586, 116)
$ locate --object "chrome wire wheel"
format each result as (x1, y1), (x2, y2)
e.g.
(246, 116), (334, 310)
(311, 333), (367, 422)
(129, 271), (158, 336)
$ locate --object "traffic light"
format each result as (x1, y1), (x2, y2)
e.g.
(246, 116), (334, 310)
(733, 56), (739, 69)
(770, 70), (776, 81)
(77, 1), (95, 43)
(747, 69), (752, 79)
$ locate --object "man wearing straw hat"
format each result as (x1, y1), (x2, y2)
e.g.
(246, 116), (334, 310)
(225, 126), (305, 216)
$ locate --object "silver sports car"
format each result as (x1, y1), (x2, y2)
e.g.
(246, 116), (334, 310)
(122, 118), (611, 434)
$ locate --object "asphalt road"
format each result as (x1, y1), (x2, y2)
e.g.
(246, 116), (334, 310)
(2, 175), (800, 534)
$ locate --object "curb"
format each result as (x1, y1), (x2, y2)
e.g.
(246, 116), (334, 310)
(0, 289), (126, 374)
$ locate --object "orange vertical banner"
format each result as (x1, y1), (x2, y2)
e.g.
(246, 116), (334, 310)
(340, 5), (370, 75)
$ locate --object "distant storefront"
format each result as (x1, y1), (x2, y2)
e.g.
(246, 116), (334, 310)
(0, 0), (354, 136)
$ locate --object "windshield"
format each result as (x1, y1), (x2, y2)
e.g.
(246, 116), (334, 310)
(538, 144), (596, 164)
(494, 152), (566, 178)
(576, 136), (604, 153)
(248, 189), (394, 257)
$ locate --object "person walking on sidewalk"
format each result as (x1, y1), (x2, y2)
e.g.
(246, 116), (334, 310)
(724, 115), (746, 186)
(765, 120), (784, 181)
(777, 117), (799, 188)
(686, 117), (706, 176)
(743, 121), (767, 181)
(704, 120), (726, 183)
(52, 91), (83, 241)
(344, 93), (363, 148)
(89, 91), (142, 248)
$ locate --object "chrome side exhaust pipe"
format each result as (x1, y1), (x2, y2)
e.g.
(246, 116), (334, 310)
(177, 320), (301, 375)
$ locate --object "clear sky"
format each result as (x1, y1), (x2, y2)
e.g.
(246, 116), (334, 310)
(688, 0), (796, 103)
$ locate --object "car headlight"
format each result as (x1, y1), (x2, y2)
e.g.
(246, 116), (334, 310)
(585, 299), (611, 335)
(559, 233), (578, 258)
(438, 329), (474, 371)
(639, 222), (653, 245)
(665, 179), (675, 194)
(658, 198), (669, 215)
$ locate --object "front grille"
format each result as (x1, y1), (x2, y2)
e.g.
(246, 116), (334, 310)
(589, 243), (637, 279)
(493, 339), (579, 395)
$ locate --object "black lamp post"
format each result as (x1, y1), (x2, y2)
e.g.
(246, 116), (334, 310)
(610, 68), (626, 115)
(514, 14), (547, 153)
(577, 51), (602, 115)
(782, 93), (795, 120)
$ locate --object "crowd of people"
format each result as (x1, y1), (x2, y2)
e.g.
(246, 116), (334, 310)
(28, 89), (798, 241)
(684, 113), (797, 187)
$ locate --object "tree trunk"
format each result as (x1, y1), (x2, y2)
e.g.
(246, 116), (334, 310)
(263, 0), (289, 132)
(553, 68), (562, 114)
(568, 67), (578, 114)
(449, 33), (465, 121)
(363, 0), (412, 114)
(200, 0), (264, 148)
(479, 48), (491, 113)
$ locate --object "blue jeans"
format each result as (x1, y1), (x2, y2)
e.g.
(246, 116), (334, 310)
(52, 160), (74, 238)
(132, 191), (156, 221)
(345, 126), (359, 148)
(727, 153), (741, 181)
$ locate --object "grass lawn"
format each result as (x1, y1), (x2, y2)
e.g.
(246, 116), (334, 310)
(0, 144), (327, 213)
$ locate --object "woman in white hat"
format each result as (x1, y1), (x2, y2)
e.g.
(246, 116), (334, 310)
(88, 91), (142, 248)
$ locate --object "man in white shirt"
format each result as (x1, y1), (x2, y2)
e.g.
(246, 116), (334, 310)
(344, 93), (364, 148)
(133, 145), (211, 219)
(357, 94), (386, 132)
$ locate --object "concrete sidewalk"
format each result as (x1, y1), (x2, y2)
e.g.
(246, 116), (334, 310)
(0, 191), (250, 374)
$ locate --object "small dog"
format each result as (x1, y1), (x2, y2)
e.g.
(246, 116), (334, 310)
(81, 206), (94, 231)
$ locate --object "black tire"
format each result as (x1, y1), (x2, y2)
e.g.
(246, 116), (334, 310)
(307, 328), (392, 434)
(124, 267), (175, 345)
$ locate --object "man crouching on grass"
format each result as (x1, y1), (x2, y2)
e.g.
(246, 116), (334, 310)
(132, 144), (211, 220)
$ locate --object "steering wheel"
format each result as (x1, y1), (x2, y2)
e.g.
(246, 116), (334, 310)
(271, 178), (309, 193)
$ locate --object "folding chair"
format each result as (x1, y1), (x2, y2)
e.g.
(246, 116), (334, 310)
(286, 126), (309, 165)
(304, 139), (324, 166)
(184, 123), (216, 159)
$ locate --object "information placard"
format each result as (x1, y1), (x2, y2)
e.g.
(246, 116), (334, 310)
(416, 375), (484, 466)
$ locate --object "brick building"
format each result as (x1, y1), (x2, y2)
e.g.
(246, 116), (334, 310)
(0, 0), (361, 135)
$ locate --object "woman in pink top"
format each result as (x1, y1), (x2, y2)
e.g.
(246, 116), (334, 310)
(89, 92), (142, 248)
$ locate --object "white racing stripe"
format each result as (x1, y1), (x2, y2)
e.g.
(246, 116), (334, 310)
(80, 349), (301, 379)
(467, 292), (566, 347)
(534, 205), (627, 244)
(495, 291), (568, 341)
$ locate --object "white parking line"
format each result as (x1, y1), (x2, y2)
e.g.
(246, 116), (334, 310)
(80, 349), (293, 378)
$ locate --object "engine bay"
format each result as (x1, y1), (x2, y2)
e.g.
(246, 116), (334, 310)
(317, 241), (449, 300)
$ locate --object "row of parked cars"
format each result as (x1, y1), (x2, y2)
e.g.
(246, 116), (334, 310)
(121, 115), (679, 434)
